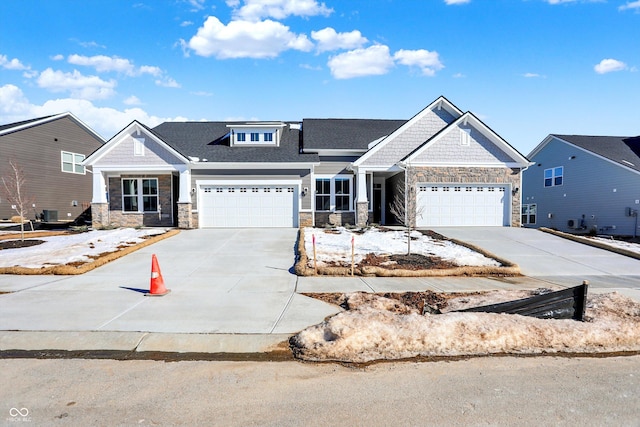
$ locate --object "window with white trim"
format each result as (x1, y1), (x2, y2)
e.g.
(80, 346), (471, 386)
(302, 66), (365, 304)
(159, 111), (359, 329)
(237, 132), (246, 142)
(250, 132), (260, 142)
(264, 132), (273, 142)
(521, 203), (537, 225)
(544, 166), (563, 187)
(122, 178), (158, 212)
(315, 176), (353, 211)
(61, 151), (85, 174)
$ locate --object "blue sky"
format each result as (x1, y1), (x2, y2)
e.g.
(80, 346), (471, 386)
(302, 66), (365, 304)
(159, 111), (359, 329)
(1, 0), (638, 155)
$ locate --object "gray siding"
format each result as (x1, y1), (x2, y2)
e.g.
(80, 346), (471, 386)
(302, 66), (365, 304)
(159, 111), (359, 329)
(523, 138), (640, 235)
(0, 116), (103, 221)
(361, 108), (455, 166)
(98, 129), (183, 166)
(314, 156), (358, 175)
(413, 123), (514, 164)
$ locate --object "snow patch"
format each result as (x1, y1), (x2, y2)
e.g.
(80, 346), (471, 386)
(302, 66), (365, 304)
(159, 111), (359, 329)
(304, 227), (499, 267)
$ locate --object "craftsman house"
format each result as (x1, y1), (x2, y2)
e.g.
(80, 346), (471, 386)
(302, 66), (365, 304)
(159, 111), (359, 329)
(522, 134), (640, 236)
(83, 96), (531, 229)
(0, 113), (104, 222)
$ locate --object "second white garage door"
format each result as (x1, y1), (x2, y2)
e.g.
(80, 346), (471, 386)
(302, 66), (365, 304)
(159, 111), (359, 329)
(199, 184), (298, 228)
(416, 184), (509, 227)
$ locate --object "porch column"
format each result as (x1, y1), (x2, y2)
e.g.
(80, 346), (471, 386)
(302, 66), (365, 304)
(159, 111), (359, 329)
(177, 167), (193, 228)
(89, 168), (108, 229)
(355, 167), (369, 227)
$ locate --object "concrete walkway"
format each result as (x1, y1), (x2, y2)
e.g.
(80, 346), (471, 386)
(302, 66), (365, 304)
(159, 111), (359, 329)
(1, 227), (640, 355)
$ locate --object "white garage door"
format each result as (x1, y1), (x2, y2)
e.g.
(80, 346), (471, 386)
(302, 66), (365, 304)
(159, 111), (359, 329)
(416, 184), (509, 227)
(199, 184), (298, 228)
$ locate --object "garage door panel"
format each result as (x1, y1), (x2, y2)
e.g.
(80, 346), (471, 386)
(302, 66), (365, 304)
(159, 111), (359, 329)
(417, 184), (509, 227)
(200, 184), (297, 228)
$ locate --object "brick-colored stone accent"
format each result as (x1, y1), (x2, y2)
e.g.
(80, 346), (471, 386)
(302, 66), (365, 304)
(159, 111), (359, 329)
(409, 166), (521, 226)
(177, 202), (193, 229)
(299, 212), (313, 227)
(314, 212), (356, 227)
(91, 203), (109, 229)
(356, 202), (369, 227)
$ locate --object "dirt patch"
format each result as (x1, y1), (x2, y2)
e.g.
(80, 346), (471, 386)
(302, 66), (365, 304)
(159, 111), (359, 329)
(0, 239), (46, 250)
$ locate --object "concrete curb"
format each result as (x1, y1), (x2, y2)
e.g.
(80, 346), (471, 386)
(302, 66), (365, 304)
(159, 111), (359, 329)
(540, 228), (640, 261)
(0, 331), (291, 355)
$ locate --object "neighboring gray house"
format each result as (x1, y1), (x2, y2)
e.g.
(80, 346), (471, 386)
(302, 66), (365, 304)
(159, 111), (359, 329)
(522, 134), (640, 236)
(84, 96), (531, 229)
(0, 113), (105, 222)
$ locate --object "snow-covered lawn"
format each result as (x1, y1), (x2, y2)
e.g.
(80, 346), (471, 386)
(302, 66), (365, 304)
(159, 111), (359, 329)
(0, 228), (169, 269)
(304, 227), (500, 267)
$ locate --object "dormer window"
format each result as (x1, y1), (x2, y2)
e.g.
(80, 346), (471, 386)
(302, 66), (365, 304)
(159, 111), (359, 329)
(228, 122), (286, 147)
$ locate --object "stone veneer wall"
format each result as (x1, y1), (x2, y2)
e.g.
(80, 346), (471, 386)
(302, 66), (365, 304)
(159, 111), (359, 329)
(409, 166), (522, 227)
(106, 174), (174, 227)
(314, 211), (356, 227)
(177, 203), (192, 229)
(91, 203), (109, 229)
(299, 212), (313, 227)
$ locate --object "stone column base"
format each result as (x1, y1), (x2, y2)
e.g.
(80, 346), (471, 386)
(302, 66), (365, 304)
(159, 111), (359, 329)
(356, 201), (369, 227)
(177, 202), (193, 229)
(91, 203), (109, 229)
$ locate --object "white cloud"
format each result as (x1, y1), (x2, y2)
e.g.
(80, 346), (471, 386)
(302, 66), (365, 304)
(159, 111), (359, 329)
(155, 76), (181, 88)
(0, 84), (187, 139)
(452, 72), (466, 78)
(36, 68), (117, 100)
(188, 16), (313, 58)
(232, 0), (333, 21)
(51, 54), (65, 61)
(393, 49), (444, 76)
(67, 54), (162, 77)
(123, 95), (142, 106)
(0, 54), (29, 71)
(311, 27), (368, 53)
(594, 58), (628, 74)
(328, 45), (395, 79)
(444, 0), (470, 4)
(619, 1), (640, 11)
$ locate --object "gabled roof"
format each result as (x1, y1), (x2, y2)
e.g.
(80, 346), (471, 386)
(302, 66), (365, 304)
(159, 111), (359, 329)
(353, 96), (463, 167)
(530, 134), (640, 174)
(403, 111), (530, 166)
(302, 119), (406, 151)
(0, 112), (104, 142)
(153, 121), (319, 163)
(84, 120), (191, 166)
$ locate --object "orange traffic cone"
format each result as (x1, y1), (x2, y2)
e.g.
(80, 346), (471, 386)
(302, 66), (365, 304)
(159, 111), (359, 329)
(146, 254), (170, 296)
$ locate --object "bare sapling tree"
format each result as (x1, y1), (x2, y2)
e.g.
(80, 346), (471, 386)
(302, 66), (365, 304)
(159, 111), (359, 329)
(1, 160), (34, 241)
(389, 168), (424, 254)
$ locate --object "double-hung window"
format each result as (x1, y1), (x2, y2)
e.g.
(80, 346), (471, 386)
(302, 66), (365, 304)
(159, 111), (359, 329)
(544, 167), (563, 187)
(315, 176), (352, 211)
(122, 178), (158, 212)
(61, 151), (85, 174)
(521, 204), (537, 225)
(250, 132), (260, 142)
(237, 132), (246, 142)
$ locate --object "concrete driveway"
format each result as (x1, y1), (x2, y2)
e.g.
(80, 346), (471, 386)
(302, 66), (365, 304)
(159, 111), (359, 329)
(431, 226), (640, 290)
(0, 228), (337, 335)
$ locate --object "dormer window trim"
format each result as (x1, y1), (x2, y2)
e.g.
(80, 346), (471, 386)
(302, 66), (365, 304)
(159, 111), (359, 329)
(227, 122), (286, 147)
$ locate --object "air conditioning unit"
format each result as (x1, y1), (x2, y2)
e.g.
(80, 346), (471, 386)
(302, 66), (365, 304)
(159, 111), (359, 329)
(567, 219), (580, 229)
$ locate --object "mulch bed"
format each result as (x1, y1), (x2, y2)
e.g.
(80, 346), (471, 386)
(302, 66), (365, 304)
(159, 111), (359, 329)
(0, 239), (45, 250)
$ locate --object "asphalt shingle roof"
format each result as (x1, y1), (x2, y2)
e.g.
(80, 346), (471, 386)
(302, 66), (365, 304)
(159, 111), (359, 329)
(0, 115), (56, 134)
(302, 118), (406, 151)
(554, 134), (640, 173)
(152, 122), (319, 163)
